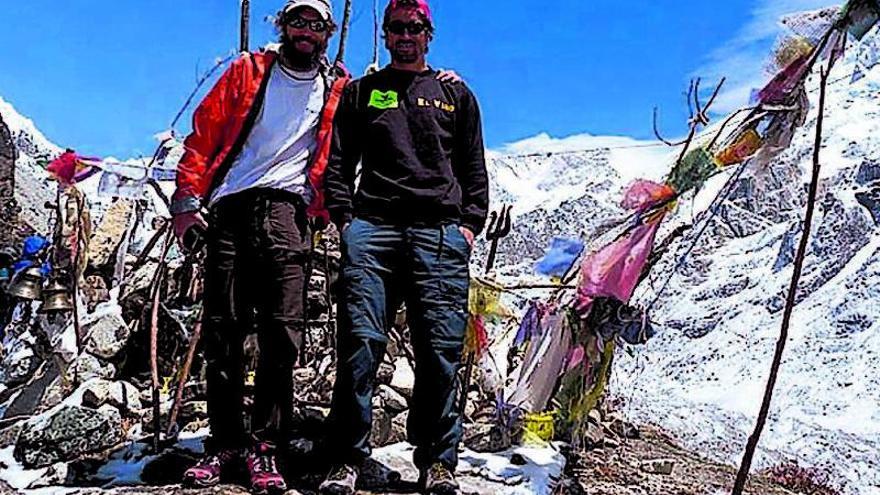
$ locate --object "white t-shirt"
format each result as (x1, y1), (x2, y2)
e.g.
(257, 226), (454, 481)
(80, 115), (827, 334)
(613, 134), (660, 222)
(210, 63), (326, 204)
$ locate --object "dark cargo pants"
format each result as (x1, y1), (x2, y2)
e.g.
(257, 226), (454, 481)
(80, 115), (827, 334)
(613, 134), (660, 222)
(201, 188), (311, 452)
(328, 218), (470, 470)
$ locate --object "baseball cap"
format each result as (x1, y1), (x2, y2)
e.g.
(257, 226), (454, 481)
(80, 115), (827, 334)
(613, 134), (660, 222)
(282, 0), (333, 22)
(384, 0), (433, 27)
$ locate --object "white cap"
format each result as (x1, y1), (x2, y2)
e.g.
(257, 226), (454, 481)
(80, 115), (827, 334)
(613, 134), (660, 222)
(281, 0), (333, 21)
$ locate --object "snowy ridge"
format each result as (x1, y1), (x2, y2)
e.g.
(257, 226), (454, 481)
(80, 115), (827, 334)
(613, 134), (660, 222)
(0, 96), (62, 162)
(0, 96), (61, 236)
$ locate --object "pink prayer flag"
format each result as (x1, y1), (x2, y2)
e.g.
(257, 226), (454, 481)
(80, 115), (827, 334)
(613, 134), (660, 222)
(47, 150), (101, 185)
(758, 53), (812, 105)
(621, 180), (676, 212)
(575, 213), (665, 316)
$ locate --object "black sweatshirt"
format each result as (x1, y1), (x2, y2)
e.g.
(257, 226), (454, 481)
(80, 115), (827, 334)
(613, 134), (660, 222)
(323, 67), (489, 234)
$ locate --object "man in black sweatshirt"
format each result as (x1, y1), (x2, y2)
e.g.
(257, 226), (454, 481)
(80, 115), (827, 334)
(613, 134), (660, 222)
(320, 1), (488, 494)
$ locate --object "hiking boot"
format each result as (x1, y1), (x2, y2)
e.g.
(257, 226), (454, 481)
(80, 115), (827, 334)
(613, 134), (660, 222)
(421, 463), (459, 495)
(246, 442), (287, 494)
(319, 464), (359, 495)
(182, 448), (241, 487)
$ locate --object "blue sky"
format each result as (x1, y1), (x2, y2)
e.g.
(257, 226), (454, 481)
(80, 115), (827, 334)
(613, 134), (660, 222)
(0, 0), (832, 158)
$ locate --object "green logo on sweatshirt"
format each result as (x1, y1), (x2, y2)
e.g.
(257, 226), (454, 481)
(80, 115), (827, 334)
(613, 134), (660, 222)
(368, 90), (399, 110)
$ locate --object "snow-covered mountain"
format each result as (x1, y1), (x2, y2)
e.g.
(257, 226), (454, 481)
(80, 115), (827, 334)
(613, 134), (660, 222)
(0, 97), (61, 237)
(486, 26), (880, 495)
(0, 97), (171, 256)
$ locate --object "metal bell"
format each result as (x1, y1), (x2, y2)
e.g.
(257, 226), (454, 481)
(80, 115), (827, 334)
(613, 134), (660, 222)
(39, 279), (74, 313)
(6, 266), (44, 301)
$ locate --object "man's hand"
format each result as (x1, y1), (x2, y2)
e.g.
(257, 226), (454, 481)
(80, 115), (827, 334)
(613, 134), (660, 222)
(436, 69), (463, 84)
(173, 211), (208, 246)
(459, 226), (474, 248)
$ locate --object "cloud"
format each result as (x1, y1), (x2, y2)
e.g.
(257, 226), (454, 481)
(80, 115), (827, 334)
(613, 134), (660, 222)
(695, 0), (837, 113)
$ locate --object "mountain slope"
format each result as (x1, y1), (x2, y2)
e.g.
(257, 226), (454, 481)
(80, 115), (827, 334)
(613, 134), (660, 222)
(0, 97), (61, 237)
(486, 26), (880, 495)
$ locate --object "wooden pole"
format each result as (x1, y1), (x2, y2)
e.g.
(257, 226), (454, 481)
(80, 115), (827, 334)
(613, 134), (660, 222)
(730, 63), (831, 495)
(334, 0), (353, 67)
(166, 308), (203, 437)
(240, 0), (250, 53)
(150, 229), (174, 453)
(71, 192), (84, 353)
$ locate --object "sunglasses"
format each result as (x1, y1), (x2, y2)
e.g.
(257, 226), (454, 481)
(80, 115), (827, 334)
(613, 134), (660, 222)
(286, 16), (330, 33)
(385, 20), (429, 35)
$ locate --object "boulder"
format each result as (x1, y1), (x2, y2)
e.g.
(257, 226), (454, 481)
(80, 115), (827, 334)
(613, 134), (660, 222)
(81, 275), (111, 313)
(640, 458), (676, 475)
(462, 422), (511, 453)
(581, 419), (605, 449)
(178, 400), (208, 425)
(88, 199), (134, 268)
(388, 410), (408, 444)
(80, 379), (142, 416)
(390, 358), (414, 400)
(855, 159), (880, 185)
(0, 338), (38, 387)
(0, 422), (23, 448)
(856, 189), (880, 226)
(14, 404), (124, 468)
(377, 385), (408, 414)
(370, 407), (393, 447)
(120, 262), (157, 302)
(606, 413), (640, 439)
(83, 310), (131, 360)
(26, 462), (69, 489)
(70, 352), (116, 382)
(182, 418), (209, 434)
(4, 359), (62, 418)
(37, 375), (74, 413)
(37, 313), (78, 362)
(376, 362), (395, 385)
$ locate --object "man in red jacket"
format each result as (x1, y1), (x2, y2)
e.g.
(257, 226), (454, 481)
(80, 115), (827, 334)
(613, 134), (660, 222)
(172, 1), (348, 493)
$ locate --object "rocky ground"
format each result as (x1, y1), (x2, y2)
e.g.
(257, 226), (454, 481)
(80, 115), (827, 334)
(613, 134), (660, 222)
(566, 426), (800, 495)
(0, 424), (803, 495)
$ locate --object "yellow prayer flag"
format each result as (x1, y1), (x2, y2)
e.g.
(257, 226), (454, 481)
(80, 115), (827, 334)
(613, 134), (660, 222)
(716, 129), (764, 166)
(468, 278), (503, 316)
(522, 411), (556, 445)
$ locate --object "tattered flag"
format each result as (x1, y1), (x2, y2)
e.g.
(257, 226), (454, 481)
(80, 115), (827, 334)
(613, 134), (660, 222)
(535, 238), (585, 278)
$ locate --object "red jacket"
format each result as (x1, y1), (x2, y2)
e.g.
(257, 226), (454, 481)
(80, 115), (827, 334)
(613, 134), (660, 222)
(172, 50), (350, 222)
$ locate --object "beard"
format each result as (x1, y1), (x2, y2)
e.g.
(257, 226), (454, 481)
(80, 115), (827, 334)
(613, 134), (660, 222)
(281, 33), (325, 69)
(390, 40), (422, 64)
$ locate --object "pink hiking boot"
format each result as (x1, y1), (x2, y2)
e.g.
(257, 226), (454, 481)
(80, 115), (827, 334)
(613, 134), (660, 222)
(246, 442), (288, 494)
(182, 449), (241, 487)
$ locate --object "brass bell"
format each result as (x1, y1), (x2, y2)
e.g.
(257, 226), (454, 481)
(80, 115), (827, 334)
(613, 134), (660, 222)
(39, 279), (74, 313)
(6, 266), (44, 301)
